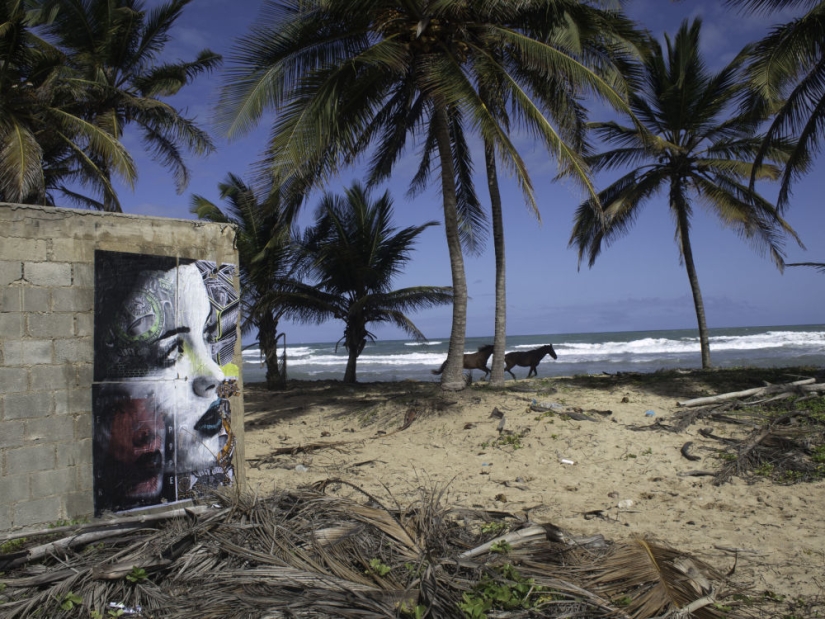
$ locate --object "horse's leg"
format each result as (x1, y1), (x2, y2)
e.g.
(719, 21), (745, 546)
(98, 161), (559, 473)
(505, 365), (517, 380)
(528, 365), (537, 378)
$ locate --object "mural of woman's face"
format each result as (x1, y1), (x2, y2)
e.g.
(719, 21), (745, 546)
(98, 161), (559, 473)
(120, 264), (227, 476)
(94, 254), (238, 514)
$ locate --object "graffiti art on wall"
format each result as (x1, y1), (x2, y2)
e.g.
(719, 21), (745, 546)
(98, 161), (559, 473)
(93, 251), (240, 514)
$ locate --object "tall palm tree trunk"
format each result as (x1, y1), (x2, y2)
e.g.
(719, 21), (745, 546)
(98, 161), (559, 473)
(343, 322), (367, 384)
(676, 205), (712, 368)
(257, 315), (284, 389)
(434, 104), (468, 391)
(485, 140), (507, 386)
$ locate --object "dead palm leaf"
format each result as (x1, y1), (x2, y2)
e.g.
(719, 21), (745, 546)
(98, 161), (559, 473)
(585, 536), (725, 618)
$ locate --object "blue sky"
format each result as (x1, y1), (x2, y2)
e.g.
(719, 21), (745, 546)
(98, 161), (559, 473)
(115, 0), (824, 344)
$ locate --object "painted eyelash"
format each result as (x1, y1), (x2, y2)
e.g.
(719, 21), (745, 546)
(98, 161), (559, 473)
(158, 339), (183, 368)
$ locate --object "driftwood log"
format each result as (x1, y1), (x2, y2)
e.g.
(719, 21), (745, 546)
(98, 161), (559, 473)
(677, 378), (822, 407)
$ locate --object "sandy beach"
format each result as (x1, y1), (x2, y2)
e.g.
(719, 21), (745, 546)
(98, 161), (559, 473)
(243, 368), (825, 607)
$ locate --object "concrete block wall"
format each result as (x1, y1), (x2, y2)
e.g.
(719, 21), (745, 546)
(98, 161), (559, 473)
(0, 203), (244, 531)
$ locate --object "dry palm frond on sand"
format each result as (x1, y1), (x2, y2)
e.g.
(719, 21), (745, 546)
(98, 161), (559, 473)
(0, 485), (765, 619)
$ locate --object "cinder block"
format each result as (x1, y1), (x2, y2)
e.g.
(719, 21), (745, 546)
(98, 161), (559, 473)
(0, 312), (25, 338)
(13, 496), (62, 526)
(75, 363), (93, 386)
(0, 260), (22, 286)
(57, 438), (92, 468)
(0, 504), (11, 530)
(76, 463), (94, 492)
(75, 413), (93, 440)
(30, 468), (77, 499)
(50, 238), (94, 262)
(54, 337), (94, 364)
(0, 237), (48, 261)
(72, 263), (94, 288)
(27, 312), (74, 338)
(29, 364), (77, 390)
(4, 390), (52, 420)
(1, 339), (53, 366)
(0, 366), (28, 392)
(66, 491), (94, 519)
(24, 262), (72, 287)
(0, 286), (22, 311)
(6, 444), (56, 474)
(74, 312), (93, 336)
(0, 420), (24, 448)
(22, 287), (51, 312)
(70, 387), (92, 413)
(52, 287), (93, 312)
(0, 473), (29, 503)
(26, 415), (75, 443)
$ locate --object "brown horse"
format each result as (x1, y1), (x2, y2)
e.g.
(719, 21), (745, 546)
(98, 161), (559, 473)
(432, 344), (495, 380)
(504, 344), (557, 379)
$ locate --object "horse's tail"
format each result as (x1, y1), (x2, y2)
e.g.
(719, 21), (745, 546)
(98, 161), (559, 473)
(431, 368), (442, 375)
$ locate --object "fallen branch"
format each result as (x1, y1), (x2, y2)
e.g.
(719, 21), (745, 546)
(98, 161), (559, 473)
(677, 378), (816, 407)
(0, 504), (219, 544)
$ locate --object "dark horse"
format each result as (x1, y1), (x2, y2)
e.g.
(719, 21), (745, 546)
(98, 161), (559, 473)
(504, 344), (557, 379)
(432, 344), (495, 380)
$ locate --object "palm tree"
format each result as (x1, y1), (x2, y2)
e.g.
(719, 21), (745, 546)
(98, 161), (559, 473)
(0, 0), (134, 205)
(191, 174), (297, 389)
(36, 0), (220, 211)
(570, 18), (802, 369)
(217, 0), (639, 391)
(724, 0), (824, 209)
(296, 182), (452, 383)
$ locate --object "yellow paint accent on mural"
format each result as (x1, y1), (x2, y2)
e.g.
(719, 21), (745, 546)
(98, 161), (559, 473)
(221, 363), (240, 378)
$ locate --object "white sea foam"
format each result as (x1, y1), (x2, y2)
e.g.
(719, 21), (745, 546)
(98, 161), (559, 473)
(241, 327), (825, 380)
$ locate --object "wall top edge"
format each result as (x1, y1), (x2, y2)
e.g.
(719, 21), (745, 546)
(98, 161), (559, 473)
(0, 202), (236, 232)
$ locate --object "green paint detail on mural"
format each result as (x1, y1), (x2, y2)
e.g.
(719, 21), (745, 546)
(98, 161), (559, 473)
(221, 363), (239, 377)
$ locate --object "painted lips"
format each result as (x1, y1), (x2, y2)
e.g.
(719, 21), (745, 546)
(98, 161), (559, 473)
(194, 400), (223, 436)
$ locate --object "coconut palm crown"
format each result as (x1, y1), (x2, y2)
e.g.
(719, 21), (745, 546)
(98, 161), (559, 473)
(296, 182), (452, 383)
(37, 0), (221, 211)
(569, 18), (802, 368)
(725, 0), (824, 209)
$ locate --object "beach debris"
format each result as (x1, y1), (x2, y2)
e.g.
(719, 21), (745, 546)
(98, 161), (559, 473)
(562, 409), (600, 422)
(0, 485), (768, 619)
(645, 409), (656, 417)
(496, 415), (507, 433)
(676, 377), (822, 407)
(294, 464), (308, 472)
(617, 499), (634, 509)
(489, 407), (504, 418)
(559, 458), (575, 465)
(494, 493), (508, 502)
(108, 602), (143, 616)
(681, 441), (701, 461)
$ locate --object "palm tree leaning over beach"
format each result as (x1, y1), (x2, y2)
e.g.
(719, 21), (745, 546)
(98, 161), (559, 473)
(295, 182), (453, 384)
(0, 0), (133, 205)
(217, 0), (639, 391)
(724, 0), (824, 209)
(36, 0), (220, 211)
(191, 174), (299, 390)
(569, 18), (802, 369)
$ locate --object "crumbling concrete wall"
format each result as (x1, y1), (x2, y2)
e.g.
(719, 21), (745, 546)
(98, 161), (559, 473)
(0, 203), (244, 531)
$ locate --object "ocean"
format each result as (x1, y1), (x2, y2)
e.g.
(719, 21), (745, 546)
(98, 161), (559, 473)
(240, 324), (825, 384)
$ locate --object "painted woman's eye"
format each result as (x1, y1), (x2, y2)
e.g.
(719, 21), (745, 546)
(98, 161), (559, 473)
(159, 338), (183, 367)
